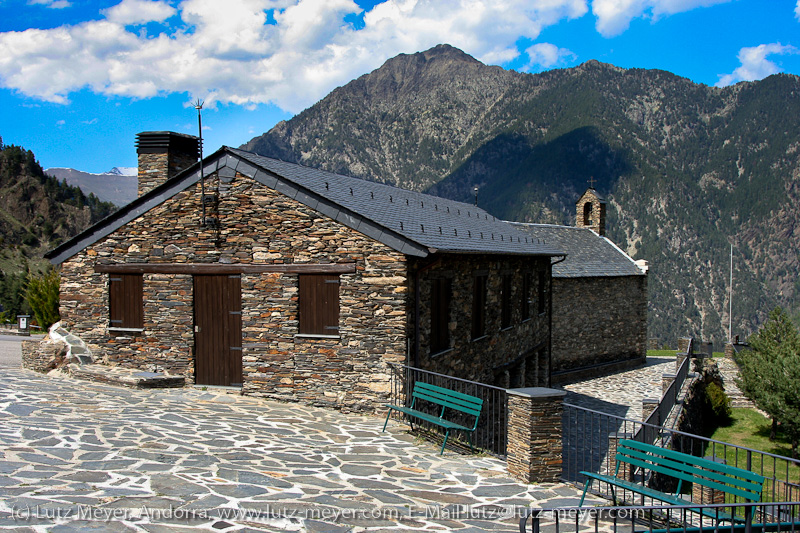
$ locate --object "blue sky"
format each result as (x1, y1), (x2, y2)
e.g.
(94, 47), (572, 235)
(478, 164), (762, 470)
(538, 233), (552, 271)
(0, 0), (798, 174)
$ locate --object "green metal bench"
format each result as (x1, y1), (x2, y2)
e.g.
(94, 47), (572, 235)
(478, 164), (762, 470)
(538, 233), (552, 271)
(383, 381), (483, 455)
(580, 439), (765, 523)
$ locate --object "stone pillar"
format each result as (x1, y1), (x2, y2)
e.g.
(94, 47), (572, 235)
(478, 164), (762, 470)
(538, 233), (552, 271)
(692, 456), (727, 504)
(677, 337), (693, 355)
(507, 387), (566, 484)
(642, 398), (659, 424)
(662, 373), (676, 396)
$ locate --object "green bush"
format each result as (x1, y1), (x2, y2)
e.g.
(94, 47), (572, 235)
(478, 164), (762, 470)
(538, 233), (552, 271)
(705, 382), (732, 425)
(25, 268), (60, 331)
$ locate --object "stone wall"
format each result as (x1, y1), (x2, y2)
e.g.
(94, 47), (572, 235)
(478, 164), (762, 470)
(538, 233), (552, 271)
(410, 255), (551, 387)
(550, 275), (647, 374)
(21, 338), (68, 373)
(59, 170), (407, 412)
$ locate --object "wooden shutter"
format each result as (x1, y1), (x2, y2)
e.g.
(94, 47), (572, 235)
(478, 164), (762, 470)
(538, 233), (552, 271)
(471, 274), (487, 339)
(501, 273), (512, 329)
(538, 270), (547, 314)
(109, 274), (143, 328)
(521, 272), (531, 321)
(430, 277), (450, 353)
(299, 274), (340, 335)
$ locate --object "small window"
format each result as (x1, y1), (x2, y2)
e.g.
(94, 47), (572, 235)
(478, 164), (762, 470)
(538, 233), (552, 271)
(538, 270), (547, 315)
(521, 272), (531, 321)
(471, 273), (487, 339)
(299, 274), (340, 336)
(583, 202), (592, 225)
(500, 273), (512, 329)
(430, 277), (451, 354)
(109, 274), (143, 329)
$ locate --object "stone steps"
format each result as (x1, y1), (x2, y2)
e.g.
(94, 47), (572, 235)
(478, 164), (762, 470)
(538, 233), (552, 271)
(67, 363), (185, 389)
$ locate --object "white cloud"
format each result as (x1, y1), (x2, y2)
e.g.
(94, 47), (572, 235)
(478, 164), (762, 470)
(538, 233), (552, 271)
(523, 42), (576, 71)
(0, 0), (597, 112)
(592, 0), (731, 37)
(716, 43), (799, 87)
(102, 0), (176, 26)
(796, 0), (800, 20)
(28, 0), (71, 8)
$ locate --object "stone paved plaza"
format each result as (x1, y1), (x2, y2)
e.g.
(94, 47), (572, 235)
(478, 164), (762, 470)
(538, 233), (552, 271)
(0, 336), (606, 532)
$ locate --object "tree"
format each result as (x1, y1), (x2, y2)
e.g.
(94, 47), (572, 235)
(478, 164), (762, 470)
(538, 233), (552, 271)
(736, 307), (800, 458)
(24, 267), (60, 331)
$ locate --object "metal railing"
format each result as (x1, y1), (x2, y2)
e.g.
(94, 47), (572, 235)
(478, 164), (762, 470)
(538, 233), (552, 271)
(634, 354), (692, 445)
(563, 403), (800, 510)
(386, 363), (508, 455)
(520, 502), (800, 533)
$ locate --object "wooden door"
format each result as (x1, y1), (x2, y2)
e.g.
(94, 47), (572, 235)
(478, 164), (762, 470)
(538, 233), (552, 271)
(194, 275), (242, 386)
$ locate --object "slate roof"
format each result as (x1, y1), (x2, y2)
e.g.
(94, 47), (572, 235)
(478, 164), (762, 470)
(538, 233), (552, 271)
(47, 147), (564, 264)
(510, 223), (645, 278)
(231, 149), (563, 258)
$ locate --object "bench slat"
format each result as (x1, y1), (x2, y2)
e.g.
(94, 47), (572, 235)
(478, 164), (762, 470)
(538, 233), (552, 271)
(620, 447), (765, 496)
(619, 452), (762, 502)
(382, 381), (483, 455)
(622, 440), (766, 484)
(412, 390), (483, 416)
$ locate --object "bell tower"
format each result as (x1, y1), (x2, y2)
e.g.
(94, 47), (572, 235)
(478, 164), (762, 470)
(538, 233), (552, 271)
(575, 182), (606, 236)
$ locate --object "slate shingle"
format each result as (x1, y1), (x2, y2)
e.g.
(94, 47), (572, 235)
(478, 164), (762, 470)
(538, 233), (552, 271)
(511, 223), (644, 278)
(231, 149), (563, 257)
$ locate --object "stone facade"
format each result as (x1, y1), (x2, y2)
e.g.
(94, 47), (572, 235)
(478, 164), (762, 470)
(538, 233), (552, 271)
(59, 170), (408, 412)
(411, 255), (552, 387)
(550, 275), (647, 375)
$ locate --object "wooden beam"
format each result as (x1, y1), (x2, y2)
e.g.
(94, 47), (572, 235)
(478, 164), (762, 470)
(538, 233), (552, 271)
(94, 262), (357, 275)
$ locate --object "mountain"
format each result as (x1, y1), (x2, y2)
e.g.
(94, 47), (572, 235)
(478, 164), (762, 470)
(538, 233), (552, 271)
(46, 166), (137, 206)
(0, 140), (117, 318)
(242, 44), (800, 347)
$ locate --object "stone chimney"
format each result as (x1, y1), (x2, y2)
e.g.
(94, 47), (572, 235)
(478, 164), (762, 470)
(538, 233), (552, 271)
(136, 131), (200, 197)
(575, 187), (606, 236)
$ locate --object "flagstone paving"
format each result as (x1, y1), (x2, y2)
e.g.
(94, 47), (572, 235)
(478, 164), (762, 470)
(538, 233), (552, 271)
(0, 337), (605, 532)
(559, 357), (679, 421)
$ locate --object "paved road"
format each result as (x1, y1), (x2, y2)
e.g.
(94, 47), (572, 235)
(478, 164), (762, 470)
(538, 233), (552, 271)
(0, 334), (34, 368)
(0, 337), (600, 532)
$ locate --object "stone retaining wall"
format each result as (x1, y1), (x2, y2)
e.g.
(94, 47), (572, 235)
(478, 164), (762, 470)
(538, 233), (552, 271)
(21, 338), (67, 373)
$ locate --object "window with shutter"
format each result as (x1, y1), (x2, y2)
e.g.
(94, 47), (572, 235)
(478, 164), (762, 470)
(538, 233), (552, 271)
(299, 274), (340, 336)
(521, 271), (531, 321)
(430, 277), (451, 354)
(538, 270), (547, 315)
(109, 274), (143, 329)
(501, 273), (512, 329)
(471, 273), (487, 339)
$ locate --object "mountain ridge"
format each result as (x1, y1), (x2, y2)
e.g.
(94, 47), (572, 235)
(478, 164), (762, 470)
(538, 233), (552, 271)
(242, 44), (800, 345)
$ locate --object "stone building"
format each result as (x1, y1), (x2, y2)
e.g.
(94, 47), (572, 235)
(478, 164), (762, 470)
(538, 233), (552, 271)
(513, 188), (649, 382)
(47, 132), (564, 411)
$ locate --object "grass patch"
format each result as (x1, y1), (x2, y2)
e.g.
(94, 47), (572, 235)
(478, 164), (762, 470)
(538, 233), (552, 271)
(647, 349), (675, 358)
(708, 408), (800, 502)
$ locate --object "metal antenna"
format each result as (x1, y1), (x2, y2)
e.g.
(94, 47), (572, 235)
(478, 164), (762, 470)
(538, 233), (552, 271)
(195, 99), (205, 226)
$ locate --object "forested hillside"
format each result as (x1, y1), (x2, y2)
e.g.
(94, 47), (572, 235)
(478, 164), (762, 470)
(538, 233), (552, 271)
(0, 137), (116, 320)
(243, 45), (800, 346)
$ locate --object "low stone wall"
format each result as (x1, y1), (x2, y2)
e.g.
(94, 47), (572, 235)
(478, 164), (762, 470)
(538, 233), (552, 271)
(21, 338), (68, 373)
